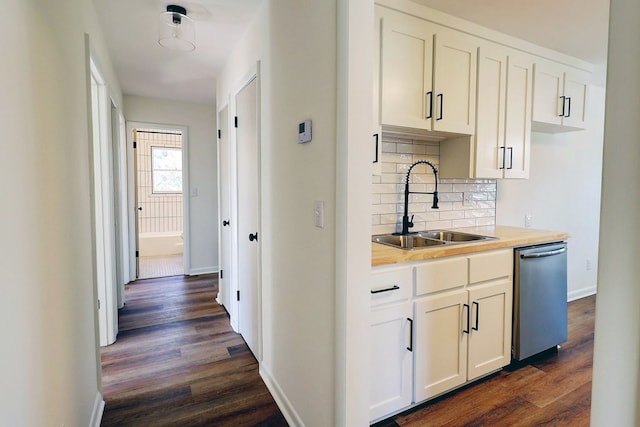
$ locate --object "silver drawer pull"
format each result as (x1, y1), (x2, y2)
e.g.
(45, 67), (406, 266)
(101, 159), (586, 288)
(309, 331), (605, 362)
(371, 285), (400, 294)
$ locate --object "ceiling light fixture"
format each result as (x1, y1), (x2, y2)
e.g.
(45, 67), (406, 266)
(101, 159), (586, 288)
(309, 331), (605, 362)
(158, 4), (196, 52)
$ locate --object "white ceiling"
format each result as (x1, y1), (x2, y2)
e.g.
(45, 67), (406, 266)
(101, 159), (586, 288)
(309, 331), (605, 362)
(94, 0), (609, 106)
(94, 0), (264, 105)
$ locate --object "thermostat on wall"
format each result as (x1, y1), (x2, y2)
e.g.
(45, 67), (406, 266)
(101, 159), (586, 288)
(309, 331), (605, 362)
(298, 119), (312, 144)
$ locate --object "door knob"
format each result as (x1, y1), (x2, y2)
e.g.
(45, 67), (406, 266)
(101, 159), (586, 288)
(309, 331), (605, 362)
(138, 207), (143, 211)
(249, 233), (258, 242)
(223, 220), (230, 226)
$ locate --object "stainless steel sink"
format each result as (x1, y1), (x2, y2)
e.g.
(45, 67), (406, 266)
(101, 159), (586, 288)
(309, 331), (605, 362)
(417, 230), (495, 243)
(373, 230), (495, 250)
(372, 234), (446, 250)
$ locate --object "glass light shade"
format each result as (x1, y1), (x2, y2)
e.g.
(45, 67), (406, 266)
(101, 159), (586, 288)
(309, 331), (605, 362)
(158, 10), (195, 52)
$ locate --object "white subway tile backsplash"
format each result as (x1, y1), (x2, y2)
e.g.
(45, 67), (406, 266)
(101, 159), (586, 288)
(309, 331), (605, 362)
(382, 142), (397, 153)
(380, 174), (405, 184)
(380, 193), (403, 204)
(476, 217), (496, 226)
(439, 210), (466, 220)
(380, 213), (400, 225)
(373, 224), (396, 235)
(439, 192), (464, 202)
(372, 183), (398, 194)
(381, 163), (397, 174)
(452, 183), (477, 192)
(396, 143), (426, 154)
(429, 220), (454, 229)
(372, 203), (397, 215)
(452, 219), (478, 228)
(372, 135), (496, 232)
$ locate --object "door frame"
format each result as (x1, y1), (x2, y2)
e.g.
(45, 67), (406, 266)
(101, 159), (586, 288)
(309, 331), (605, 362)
(126, 121), (191, 279)
(111, 102), (129, 308)
(229, 63), (262, 359)
(216, 104), (231, 311)
(89, 57), (118, 346)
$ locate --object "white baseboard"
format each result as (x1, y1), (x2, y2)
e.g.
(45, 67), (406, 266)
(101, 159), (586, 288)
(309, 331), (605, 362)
(90, 391), (105, 427)
(568, 286), (597, 302)
(260, 366), (304, 426)
(188, 266), (219, 276)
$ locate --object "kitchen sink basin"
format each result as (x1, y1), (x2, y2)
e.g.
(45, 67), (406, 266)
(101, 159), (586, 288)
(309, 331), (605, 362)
(417, 230), (495, 243)
(373, 230), (495, 250)
(372, 234), (446, 250)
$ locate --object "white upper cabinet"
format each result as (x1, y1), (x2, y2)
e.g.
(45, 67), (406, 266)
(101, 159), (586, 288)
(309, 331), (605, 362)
(443, 45), (532, 179)
(432, 29), (477, 135)
(377, 6), (477, 135)
(503, 53), (533, 179)
(379, 6), (434, 130)
(532, 60), (589, 132)
(562, 69), (589, 129)
(474, 45), (507, 179)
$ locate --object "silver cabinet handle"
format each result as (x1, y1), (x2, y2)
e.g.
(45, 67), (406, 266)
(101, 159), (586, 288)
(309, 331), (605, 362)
(520, 247), (567, 259)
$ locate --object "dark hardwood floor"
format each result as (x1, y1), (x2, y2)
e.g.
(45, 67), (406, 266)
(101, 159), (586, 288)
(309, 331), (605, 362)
(375, 295), (596, 427)
(101, 273), (595, 426)
(100, 273), (288, 426)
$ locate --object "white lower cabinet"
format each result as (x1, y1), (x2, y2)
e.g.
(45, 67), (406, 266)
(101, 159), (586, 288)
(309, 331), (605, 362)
(369, 302), (413, 421)
(414, 276), (512, 402)
(370, 249), (513, 421)
(369, 265), (413, 422)
(467, 279), (513, 380)
(413, 289), (468, 401)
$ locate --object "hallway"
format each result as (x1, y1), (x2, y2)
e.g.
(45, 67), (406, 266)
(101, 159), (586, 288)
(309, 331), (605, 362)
(100, 274), (287, 426)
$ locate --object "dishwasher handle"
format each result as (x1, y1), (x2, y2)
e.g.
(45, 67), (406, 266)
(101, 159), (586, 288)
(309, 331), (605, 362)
(520, 247), (566, 259)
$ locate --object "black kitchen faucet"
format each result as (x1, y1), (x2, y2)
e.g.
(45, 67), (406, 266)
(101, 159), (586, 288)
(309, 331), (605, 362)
(395, 160), (439, 235)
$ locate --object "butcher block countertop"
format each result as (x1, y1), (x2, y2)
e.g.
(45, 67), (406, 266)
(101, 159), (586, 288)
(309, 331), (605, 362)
(372, 225), (570, 267)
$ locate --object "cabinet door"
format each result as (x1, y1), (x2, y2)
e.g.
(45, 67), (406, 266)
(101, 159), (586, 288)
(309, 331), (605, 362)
(433, 29), (477, 134)
(532, 61), (564, 126)
(379, 7), (434, 130)
(503, 54), (533, 179)
(369, 302), (413, 422)
(414, 290), (468, 402)
(467, 279), (513, 380)
(562, 68), (589, 129)
(475, 45), (507, 179)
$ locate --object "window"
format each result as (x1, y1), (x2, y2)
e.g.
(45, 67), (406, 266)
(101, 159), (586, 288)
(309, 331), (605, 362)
(151, 146), (182, 193)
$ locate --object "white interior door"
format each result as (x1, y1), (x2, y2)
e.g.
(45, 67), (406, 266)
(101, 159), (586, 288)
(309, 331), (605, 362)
(235, 75), (260, 358)
(218, 106), (232, 311)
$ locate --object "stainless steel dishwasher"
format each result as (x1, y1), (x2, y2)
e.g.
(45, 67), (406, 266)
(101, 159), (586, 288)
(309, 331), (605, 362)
(513, 242), (568, 361)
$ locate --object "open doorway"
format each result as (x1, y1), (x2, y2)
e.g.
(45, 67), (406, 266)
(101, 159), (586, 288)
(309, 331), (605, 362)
(134, 128), (185, 279)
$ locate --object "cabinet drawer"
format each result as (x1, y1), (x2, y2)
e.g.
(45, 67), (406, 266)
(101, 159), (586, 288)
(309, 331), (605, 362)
(415, 256), (468, 296)
(469, 249), (513, 283)
(371, 266), (413, 307)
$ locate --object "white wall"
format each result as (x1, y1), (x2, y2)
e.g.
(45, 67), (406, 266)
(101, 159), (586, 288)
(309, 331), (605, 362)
(124, 96), (218, 274)
(496, 84), (606, 301)
(591, 0), (640, 424)
(218, 0), (341, 424)
(0, 0), (122, 425)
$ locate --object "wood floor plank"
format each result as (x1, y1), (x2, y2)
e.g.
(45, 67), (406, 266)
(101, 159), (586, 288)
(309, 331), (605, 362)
(100, 273), (287, 426)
